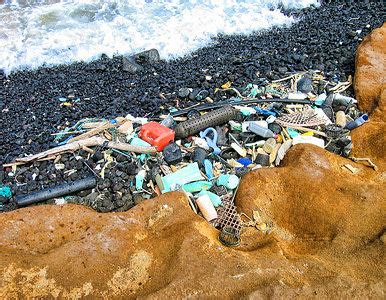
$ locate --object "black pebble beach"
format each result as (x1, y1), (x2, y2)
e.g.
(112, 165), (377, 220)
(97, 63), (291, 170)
(0, 1), (384, 212)
(0, 1), (384, 164)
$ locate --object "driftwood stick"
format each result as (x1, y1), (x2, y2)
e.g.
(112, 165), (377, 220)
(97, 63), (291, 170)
(67, 120), (123, 143)
(15, 137), (157, 163)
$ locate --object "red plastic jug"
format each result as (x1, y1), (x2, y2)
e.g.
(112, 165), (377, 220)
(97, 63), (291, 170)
(139, 122), (175, 151)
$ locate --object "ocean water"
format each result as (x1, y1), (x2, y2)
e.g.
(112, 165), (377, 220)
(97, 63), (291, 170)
(0, 0), (319, 74)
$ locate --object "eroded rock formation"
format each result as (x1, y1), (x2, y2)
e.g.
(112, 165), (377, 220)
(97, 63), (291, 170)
(352, 23), (386, 164)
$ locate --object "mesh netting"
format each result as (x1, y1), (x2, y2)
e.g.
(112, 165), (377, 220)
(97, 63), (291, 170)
(276, 110), (327, 127)
(212, 195), (242, 235)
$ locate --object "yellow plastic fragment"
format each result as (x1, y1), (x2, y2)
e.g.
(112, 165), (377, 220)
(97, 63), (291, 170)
(221, 81), (232, 89)
(301, 131), (314, 136)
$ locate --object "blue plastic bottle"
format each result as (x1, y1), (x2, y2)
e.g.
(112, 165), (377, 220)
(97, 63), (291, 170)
(345, 114), (369, 130)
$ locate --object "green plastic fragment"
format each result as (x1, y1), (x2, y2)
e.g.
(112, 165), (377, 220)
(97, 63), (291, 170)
(130, 136), (151, 147)
(229, 121), (242, 132)
(161, 163), (204, 193)
(130, 136), (151, 161)
(135, 170), (147, 191)
(197, 190), (222, 207)
(182, 181), (212, 193)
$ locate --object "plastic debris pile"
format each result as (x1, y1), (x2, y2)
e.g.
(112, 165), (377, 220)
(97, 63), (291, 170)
(1, 71), (371, 246)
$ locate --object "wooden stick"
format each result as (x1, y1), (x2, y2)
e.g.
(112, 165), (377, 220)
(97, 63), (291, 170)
(3, 156), (58, 167)
(15, 136), (156, 163)
(350, 157), (378, 171)
(67, 120), (121, 143)
(82, 146), (95, 154)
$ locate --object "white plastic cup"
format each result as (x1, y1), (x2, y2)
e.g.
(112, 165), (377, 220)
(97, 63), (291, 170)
(196, 194), (218, 222)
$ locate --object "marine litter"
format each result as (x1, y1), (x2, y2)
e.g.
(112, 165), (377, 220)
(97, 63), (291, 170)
(0, 53), (378, 246)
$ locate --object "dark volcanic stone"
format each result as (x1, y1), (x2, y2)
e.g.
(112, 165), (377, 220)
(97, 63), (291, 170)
(134, 49), (160, 64)
(297, 75), (313, 93)
(178, 88), (191, 98)
(122, 57), (143, 74)
(0, 195), (9, 204)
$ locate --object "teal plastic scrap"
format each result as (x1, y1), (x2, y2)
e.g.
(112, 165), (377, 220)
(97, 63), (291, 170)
(161, 162), (204, 193)
(130, 136), (151, 161)
(204, 159), (214, 179)
(130, 136), (151, 147)
(197, 190), (222, 207)
(315, 93), (327, 106)
(216, 174), (240, 190)
(246, 84), (262, 98)
(0, 185), (12, 199)
(287, 128), (300, 138)
(235, 106), (256, 117)
(264, 86), (285, 97)
(182, 181), (212, 193)
(135, 170), (147, 191)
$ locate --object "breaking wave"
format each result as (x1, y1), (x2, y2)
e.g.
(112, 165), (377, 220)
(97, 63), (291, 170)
(0, 0), (319, 74)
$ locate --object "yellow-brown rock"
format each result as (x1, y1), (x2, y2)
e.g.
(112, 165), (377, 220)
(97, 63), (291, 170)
(354, 23), (386, 116)
(351, 23), (386, 166)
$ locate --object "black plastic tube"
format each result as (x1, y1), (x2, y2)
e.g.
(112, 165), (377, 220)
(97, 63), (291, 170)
(170, 98), (312, 117)
(174, 105), (237, 138)
(16, 177), (97, 206)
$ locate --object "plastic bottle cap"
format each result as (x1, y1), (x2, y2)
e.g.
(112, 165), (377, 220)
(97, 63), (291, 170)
(217, 174), (240, 190)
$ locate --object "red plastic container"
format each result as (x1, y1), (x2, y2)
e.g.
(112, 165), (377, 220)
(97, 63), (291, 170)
(139, 122), (175, 151)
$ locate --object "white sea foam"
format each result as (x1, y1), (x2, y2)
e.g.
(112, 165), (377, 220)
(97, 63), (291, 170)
(0, 0), (319, 74)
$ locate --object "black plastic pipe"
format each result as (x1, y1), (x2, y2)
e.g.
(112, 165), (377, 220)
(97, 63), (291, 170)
(170, 98), (312, 117)
(16, 177), (97, 206)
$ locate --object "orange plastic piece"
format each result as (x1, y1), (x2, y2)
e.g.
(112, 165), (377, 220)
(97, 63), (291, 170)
(139, 122), (175, 151)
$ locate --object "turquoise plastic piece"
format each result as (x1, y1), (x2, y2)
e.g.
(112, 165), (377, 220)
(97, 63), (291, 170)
(216, 174), (240, 190)
(130, 136), (151, 147)
(0, 185), (12, 199)
(204, 159), (213, 179)
(238, 107), (256, 117)
(315, 93), (327, 106)
(161, 162), (204, 193)
(198, 190), (222, 207)
(135, 170), (146, 191)
(130, 136), (151, 161)
(182, 181), (212, 193)
(287, 128), (300, 138)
